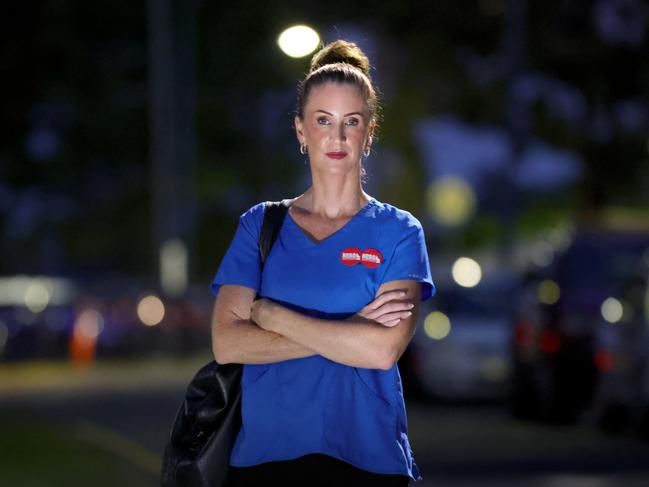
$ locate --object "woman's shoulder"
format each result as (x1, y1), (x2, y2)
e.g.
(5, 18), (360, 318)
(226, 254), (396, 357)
(240, 198), (294, 218)
(239, 201), (267, 220)
(369, 198), (425, 231)
(235, 201), (270, 238)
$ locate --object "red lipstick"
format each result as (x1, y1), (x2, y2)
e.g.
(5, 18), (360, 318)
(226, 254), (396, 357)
(326, 152), (347, 159)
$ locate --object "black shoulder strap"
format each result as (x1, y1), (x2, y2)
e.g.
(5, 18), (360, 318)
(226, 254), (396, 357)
(259, 199), (291, 265)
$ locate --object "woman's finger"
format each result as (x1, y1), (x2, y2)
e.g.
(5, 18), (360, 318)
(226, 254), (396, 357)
(363, 300), (413, 320)
(363, 290), (407, 311)
(375, 310), (412, 324)
(381, 318), (402, 327)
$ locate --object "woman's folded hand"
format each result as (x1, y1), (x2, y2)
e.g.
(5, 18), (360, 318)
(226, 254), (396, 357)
(353, 289), (414, 327)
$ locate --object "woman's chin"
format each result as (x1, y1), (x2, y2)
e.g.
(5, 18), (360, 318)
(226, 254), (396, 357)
(313, 159), (358, 174)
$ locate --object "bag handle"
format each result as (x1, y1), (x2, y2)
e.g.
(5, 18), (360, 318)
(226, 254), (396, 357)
(259, 199), (291, 265)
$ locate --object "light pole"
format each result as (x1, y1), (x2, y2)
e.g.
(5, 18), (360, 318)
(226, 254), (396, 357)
(147, 0), (202, 297)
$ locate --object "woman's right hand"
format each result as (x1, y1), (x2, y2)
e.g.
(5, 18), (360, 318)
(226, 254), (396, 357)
(355, 289), (415, 327)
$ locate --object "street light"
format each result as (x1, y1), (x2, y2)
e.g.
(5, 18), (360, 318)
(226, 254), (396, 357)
(452, 257), (482, 288)
(277, 25), (320, 58)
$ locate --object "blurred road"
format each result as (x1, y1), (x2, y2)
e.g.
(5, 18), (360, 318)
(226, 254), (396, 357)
(2, 364), (649, 486)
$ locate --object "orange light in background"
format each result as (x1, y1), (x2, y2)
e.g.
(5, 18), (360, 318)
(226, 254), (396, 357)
(137, 295), (165, 326)
(69, 309), (103, 366)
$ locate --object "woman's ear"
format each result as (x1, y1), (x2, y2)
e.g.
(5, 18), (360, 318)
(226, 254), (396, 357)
(294, 115), (305, 144)
(366, 118), (376, 146)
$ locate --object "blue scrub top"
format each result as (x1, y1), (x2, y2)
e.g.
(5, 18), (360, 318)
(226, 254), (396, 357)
(211, 197), (435, 481)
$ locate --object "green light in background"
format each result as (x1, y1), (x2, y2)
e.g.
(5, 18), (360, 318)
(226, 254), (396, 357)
(426, 176), (476, 226)
(424, 311), (451, 340)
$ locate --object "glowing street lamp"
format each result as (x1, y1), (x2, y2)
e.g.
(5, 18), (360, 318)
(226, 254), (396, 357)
(277, 25), (320, 58)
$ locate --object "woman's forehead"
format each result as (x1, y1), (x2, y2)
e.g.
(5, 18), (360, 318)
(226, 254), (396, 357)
(305, 82), (367, 112)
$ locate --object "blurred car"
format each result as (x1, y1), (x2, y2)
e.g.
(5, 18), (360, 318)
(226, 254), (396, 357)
(405, 271), (518, 401)
(590, 268), (649, 437)
(510, 228), (649, 424)
(0, 274), (214, 362)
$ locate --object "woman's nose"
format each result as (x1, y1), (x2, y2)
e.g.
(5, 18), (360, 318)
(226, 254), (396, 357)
(335, 122), (346, 141)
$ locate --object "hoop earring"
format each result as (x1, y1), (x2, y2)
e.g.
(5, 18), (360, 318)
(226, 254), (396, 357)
(300, 143), (308, 155)
(362, 146), (371, 158)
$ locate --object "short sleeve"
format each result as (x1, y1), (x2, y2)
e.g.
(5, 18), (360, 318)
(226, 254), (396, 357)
(379, 220), (435, 301)
(210, 203), (265, 296)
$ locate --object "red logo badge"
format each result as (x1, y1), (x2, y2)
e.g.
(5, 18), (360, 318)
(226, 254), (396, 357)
(340, 247), (382, 268)
(340, 247), (362, 266)
(361, 249), (382, 268)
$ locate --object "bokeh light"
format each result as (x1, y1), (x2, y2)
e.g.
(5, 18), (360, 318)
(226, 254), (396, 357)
(547, 221), (575, 252)
(70, 308), (103, 365)
(75, 309), (104, 340)
(277, 25), (320, 58)
(160, 238), (188, 298)
(0, 276), (74, 307)
(425, 176), (476, 226)
(137, 295), (165, 326)
(530, 240), (554, 267)
(601, 297), (623, 323)
(537, 279), (560, 305)
(24, 281), (50, 313)
(481, 356), (509, 382)
(423, 311), (451, 340)
(452, 257), (482, 288)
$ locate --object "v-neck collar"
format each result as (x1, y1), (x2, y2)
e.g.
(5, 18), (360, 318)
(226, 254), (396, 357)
(286, 198), (377, 247)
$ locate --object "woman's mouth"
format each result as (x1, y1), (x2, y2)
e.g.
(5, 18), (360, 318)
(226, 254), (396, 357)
(326, 152), (347, 159)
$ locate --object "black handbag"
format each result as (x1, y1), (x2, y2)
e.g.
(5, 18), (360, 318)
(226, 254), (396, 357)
(161, 200), (290, 487)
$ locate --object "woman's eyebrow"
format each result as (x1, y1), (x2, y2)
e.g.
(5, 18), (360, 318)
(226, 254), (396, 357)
(314, 109), (364, 117)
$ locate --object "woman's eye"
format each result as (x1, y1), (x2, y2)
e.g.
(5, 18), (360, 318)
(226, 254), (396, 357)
(317, 117), (330, 125)
(345, 118), (359, 126)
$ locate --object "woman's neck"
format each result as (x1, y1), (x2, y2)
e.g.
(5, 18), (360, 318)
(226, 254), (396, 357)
(296, 182), (371, 220)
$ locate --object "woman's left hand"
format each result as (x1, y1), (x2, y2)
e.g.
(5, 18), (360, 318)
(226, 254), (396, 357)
(250, 298), (277, 331)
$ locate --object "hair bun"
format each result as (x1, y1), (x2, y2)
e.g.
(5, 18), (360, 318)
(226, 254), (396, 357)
(309, 40), (371, 78)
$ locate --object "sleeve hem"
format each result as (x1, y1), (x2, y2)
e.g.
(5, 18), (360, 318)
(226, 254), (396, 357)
(380, 277), (435, 302)
(210, 280), (261, 297)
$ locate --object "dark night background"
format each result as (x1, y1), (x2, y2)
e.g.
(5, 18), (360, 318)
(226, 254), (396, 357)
(1, 1), (649, 486)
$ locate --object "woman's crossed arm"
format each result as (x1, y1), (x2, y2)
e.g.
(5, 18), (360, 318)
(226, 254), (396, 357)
(211, 282), (421, 370)
(251, 280), (421, 370)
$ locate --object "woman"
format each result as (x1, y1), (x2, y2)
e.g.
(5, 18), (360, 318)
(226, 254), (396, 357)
(211, 40), (435, 486)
